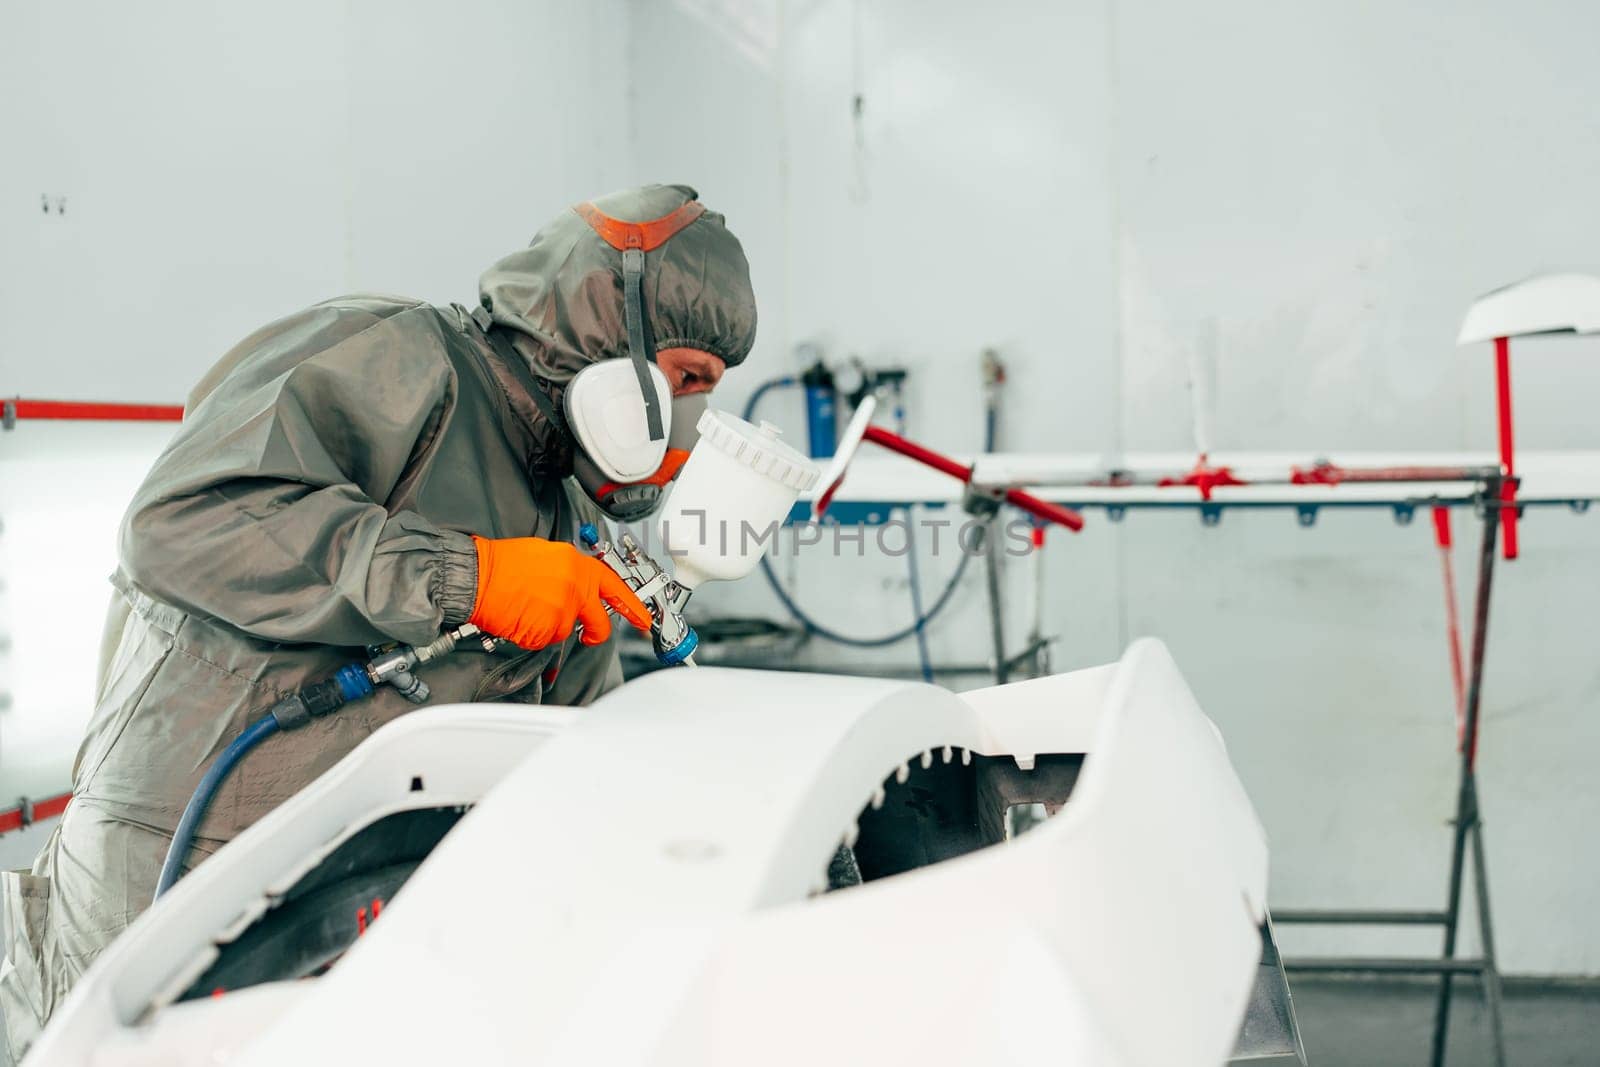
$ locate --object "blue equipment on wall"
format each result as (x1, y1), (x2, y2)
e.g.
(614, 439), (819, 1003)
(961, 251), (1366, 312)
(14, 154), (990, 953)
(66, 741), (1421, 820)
(800, 358), (838, 459)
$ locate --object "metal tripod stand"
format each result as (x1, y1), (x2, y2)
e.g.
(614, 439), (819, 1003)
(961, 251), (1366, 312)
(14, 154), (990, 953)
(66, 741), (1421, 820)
(1276, 475), (1513, 1067)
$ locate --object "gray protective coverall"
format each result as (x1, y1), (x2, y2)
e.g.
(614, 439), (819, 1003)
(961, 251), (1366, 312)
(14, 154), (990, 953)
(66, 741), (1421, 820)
(0, 184), (755, 1058)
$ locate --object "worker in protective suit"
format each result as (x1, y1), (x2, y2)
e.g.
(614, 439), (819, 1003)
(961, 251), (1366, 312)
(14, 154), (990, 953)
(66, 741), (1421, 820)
(0, 184), (755, 1059)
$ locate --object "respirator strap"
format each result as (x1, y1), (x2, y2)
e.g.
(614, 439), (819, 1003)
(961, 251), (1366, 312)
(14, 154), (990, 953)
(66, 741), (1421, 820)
(572, 198), (707, 445)
(622, 247), (665, 442)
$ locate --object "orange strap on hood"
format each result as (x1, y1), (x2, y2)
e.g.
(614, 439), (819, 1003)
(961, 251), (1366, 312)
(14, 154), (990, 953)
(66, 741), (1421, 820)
(573, 200), (707, 252)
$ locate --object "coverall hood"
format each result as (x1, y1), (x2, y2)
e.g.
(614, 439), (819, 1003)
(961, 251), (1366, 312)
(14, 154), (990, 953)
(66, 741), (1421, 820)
(477, 183), (757, 387)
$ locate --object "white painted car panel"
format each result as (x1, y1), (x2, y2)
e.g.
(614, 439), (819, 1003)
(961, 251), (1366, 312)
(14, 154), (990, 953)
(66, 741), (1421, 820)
(32, 639), (1267, 1067)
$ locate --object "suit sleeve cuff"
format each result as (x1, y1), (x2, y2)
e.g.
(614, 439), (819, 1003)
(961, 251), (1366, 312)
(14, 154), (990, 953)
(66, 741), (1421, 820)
(433, 530), (480, 625)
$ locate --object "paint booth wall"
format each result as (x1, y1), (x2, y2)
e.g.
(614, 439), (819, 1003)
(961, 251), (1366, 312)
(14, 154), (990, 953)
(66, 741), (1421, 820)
(0, 0), (631, 862)
(622, 0), (1600, 976)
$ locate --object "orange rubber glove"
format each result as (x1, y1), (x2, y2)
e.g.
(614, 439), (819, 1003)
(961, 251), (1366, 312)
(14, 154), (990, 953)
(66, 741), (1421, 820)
(468, 536), (652, 650)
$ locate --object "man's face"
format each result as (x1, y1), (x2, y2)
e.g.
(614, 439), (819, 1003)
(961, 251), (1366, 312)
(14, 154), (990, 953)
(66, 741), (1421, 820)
(657, 347), (724, 396)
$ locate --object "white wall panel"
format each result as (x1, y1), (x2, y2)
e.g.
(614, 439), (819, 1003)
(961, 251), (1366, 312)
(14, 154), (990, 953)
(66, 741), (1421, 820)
(344, 0), (633, 305)
(783, 0), (1118, 455)
(0, 1), (349, 404)
(1114, 0), (1600, 454)
(0, 0), (632, 404)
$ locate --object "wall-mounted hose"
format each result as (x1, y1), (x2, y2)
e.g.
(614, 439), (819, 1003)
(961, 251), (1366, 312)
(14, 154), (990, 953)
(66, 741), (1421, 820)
(743, 375), (985, 656)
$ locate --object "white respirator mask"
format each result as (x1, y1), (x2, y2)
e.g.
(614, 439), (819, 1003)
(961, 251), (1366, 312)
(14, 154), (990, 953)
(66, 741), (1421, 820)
(564, 359), (705, 522)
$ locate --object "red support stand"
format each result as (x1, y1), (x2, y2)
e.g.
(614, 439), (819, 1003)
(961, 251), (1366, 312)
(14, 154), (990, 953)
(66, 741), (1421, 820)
(1432, 507), (1468, 750)
(1493, 338), (1519, 560)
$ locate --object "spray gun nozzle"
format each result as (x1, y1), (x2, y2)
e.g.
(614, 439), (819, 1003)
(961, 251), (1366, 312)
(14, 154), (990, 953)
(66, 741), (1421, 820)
(578, 524), (698, 668)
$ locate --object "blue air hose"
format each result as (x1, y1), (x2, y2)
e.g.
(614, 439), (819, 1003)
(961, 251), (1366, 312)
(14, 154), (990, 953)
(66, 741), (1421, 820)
(153, 661), (377, 900)
(153, 714), (281, 898)
(742, 375), (799, 423)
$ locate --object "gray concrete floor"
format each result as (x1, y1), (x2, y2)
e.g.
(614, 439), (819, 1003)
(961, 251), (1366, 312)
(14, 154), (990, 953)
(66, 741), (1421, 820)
(1291, 976), (1600, 1067)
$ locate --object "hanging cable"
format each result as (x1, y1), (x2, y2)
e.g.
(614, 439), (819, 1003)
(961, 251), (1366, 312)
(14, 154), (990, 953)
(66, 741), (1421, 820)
(744, 375), (989, 650)
(741, 375), (800, 426)
(760, 541), (974, 649)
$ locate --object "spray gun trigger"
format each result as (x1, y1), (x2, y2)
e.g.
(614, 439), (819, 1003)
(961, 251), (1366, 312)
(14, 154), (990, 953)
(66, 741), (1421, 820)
(632, 573), (671, 601)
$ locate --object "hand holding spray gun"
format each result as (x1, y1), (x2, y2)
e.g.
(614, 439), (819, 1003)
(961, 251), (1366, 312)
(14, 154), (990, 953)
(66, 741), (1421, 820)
(579, 524), (699, 667)
(468, 536), (652, 651)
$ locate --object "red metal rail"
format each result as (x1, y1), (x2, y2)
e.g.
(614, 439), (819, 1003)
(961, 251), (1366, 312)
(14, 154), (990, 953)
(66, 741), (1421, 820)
(0, 791), (71, 835)
(859, 425), (1086, 531)
(3, 397), (184, 425)
(1158, 457), (1245, 500)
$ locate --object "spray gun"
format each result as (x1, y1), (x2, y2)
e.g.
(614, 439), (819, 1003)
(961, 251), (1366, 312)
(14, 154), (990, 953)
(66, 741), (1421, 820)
(584, 406), (822, 671)
(578, 523), (698, 667)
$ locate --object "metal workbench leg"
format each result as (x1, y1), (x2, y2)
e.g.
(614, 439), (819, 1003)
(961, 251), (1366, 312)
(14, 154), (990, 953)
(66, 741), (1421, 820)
(1472, 816), (1509, 1066)
(1429, 486), (1507, 1067)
